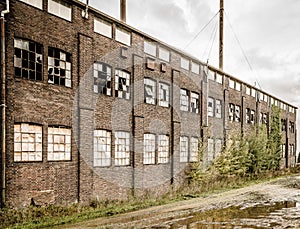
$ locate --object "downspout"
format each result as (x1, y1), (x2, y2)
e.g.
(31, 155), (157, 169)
(1, 0), (9, 207)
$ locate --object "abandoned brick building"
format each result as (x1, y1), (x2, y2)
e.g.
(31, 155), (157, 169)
(0, 0), (297, 207)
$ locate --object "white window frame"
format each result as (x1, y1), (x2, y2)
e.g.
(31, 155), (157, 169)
(94, 18), (112, 38)
(48, 126), (71, 161)
(158, 82), (169, 107)
(48, 0), (72, 21)
(143, 134), (156, 164)
(246, 86), (251, 95)
(229, 79), (235, 89)
(115, 27), (131, 46)
(191, 62), (200, 74)
(144, 41), (156, 56)
(180, 136), (189, 162)
(180, 57), (189, 70)
(180, 89), (189, 111)
(190, 92), (199, 113)
(235, 82), (241, 91)
(251, 88), (256, 98)
(114, 131), (130, 166)
(19, 0), (43, 9)
(158, 135), (169, 164)
(94, 130), (111, 167)
(158, 47), (170, 62)
(215, 99), (222, 118)
(216, 73), (223, 84)
(190, 137), (198, 162)
(208, 97), (214, 117)
(207, 70), (215, 81)
(14, 123), (43, 162)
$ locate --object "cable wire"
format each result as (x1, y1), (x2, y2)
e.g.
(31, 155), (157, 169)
(206, 18), (219, 63)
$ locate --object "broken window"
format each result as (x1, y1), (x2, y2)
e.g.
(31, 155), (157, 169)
(143, 133), (156, 164)
(180, 136), (188, 162)
(144, 41), (156, 56)
(190, 137), (198, 162)
(235, 105), (241, 122)
(114, 131), (130, 166)
(229, 103), (234, 122)
(93, 62), (112, 95)
(215, 99), (222, 118)
(208, 97), (214, 117)
(116, 27), (131, 46)
(158, 82), (169, 107)
(158, 47), (170, 62)
(94, 18), (112, 38)
(48, 0), (72, 21)
(48, 47), (71, 87)
(144, 78), (156, 105)
(19, 0), (43, 9)
(190, 92), (199, 114)
(191, 62), (200, 74)
(115, 69), (130, 99)
(207, 138), (214, 163)
(48, 127), (71, 161)
(246, 108), (251, 124)
(157, 135), (169, 164)
(94, 130), (111, 167)
(180, 57), (189, 70)
(180, 89), (189, 111)
(250, 110), (255, 124)
(14, 38), (43, 81)
(263, 113), (268, 125)
(14, 123), (42, 162)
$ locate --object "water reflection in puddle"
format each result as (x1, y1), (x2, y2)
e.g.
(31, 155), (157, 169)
(158, 201), (299, 229)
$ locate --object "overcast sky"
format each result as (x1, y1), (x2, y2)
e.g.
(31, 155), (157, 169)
(86, 0), (300, 150)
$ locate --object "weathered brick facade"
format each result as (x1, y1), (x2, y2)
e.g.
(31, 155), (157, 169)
(0, 0), (297, 207)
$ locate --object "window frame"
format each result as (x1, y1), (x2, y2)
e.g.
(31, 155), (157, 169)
(158, 82), (170, 107)
(47, 0), (72, 22)
(179, 136), (189, 163)
(144, 78), (156, 105)
(94, 18), (113, 38)
(114, 131), (130, 166)
(215, 99), (222, 118)
(180, 89), (189, 111)
(157, 134), (169, 164)
(94, 129), (111, 167)
(208, 97), (214, 117)
(115, 69), (131, 100)
(143, 133), (156, 165)
(93, 62), (112, 96)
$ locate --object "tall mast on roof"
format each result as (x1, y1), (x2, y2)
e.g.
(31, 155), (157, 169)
(219, 0), (224, 70)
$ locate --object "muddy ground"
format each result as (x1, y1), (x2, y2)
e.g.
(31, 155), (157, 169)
(60, 175), (300, 228)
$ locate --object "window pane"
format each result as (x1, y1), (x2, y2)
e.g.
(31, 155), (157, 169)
(116, 27), (131, 46)
(158, 82), (169, 107)
(180, 57), (189, 70)
(115, 131), (130, 166)
(94, 130), (111, 166)
(115, 69), (130, 99)
(94, 62), (112, 96)
(94, 18), (112, 38)
(48, 0), (72, 21)
(191, 62), (200, 74)
(144, 41), (156, 56)
(158, 47), (170, 62)
(143, 134), (155, 164)
(47, 127), (71, 161)
(19, 0), (43, 9)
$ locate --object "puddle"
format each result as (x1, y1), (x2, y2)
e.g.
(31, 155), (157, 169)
(154, 201), (299, 229)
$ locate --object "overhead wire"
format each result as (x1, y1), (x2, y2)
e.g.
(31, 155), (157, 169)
(206, 18), (219, 63)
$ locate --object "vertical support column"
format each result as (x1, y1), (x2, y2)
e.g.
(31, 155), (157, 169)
(120, 0), (126, 23)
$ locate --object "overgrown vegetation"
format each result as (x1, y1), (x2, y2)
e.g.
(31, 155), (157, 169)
(1, 106), (295, 228)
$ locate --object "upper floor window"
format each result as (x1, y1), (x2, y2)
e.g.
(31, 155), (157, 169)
(93, 62), (112, 96)
(229, 79), (235, 89)
(144, 41), (156, 56)
(215, 99), (222, 118)
(229, 103), (234, 122)
(116, 27), (131, 46)
(207, 70), (215, 81)
(143, 133), (156, 164)
(289, 121), (295, 133)
(190, 137), (198, 162)
(180, 89), (189, 111)
(115, 69), (130, 99)
(216, 73), (223, 84)
(235, 82), (241, 91)
(246, 108), (255, 124)
(158, 47), (170, 62)
(14, 123), (42, 162)
(48, 0), (72, 21)
(191, 62), (200, 74)
(181, 57), (189, 70)
(19, 0), (43, 9)
(157, 135), (169, 164)
(281, 119), (287, 131)
(48, 47), (72, 87)
(158, 82), (169, 107)
(14, 38), (43, 81)
(246, 86), (251, 95)
(48, 126), (71, 161)
(235, 105), (241, 122)
(144, 78), (156, 105)
(208, 97), (214, 117)
(263, 94), (268, 103)
(180, 136), (188, 162)
(251, 88), (256, 98)
(94, 130), (111, 167)
(190, 92), (199, 113)
(94, 18), (112, 38)
(114, 131), (130, 166)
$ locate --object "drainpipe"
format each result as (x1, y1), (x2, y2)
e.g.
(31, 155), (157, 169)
(1, 0), (9, 207)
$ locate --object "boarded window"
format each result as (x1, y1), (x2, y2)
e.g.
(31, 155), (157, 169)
(190, 92), (199, 114)
(158, 47), (170, 62)
(144, 78), (156, 105)
(208, 97), (214, 117)
(191, 62), (200, 74)
(115, 69), (130, 99)
(19, 0), (43, 9)
(14, 123), (42, 162)
(48, 0), (72, 21)
(158, 135), (169, 164)
(158, 82), (169, 107)
(143, 134), (155, 164)
(94, 130), (111, 167)
(180, 89), (189, 111)
(180, 136), (188, 162)
(144, 41), (156, 56)
(116, 27), (131, 46)
(48, 127), (71, 161)
(93, 62), (112, 95)
(215, 99), (222, 118)
(190, 137), (198, 162)
(94, 18), (112, 38)
(180, 57), (189, 70)
(14, 38), (43, 81)
(48, 47), (72, 87)
(114, 131), (130, 166)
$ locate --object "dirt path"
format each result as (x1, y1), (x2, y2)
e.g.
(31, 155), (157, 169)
(59, 175), (300, 228)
